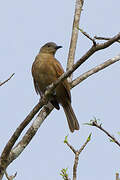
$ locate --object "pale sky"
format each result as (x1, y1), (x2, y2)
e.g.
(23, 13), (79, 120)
(0, 0), (120, 180)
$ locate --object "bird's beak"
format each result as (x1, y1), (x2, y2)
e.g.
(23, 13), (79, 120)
(55, 46), (62, 50)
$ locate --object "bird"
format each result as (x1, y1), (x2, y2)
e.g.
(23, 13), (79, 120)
(32, 42), (79, 132)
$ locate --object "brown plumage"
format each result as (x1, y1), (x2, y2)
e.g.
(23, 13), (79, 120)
(32, 42), (79, 132)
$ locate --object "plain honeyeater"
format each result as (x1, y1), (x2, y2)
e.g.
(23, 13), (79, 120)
(32, 42), (79, 132)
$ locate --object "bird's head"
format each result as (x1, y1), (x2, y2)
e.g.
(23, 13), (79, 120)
(39, 42), (62, 55)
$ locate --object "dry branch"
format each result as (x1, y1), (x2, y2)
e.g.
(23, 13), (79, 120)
(0, 102), (43, 178)
(71, 54), (120, 88)
(67, 0), (84, 82)
(8, 103), (53, 165)
(79, 28), (96, 45)
(94, 35), (120, 43)
(0, 74), (15, 87)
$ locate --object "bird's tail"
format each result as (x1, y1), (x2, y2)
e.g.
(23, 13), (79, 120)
(62, 101), (80, 132)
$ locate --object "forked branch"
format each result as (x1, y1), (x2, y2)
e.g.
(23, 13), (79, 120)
(64, 134), (91, 180)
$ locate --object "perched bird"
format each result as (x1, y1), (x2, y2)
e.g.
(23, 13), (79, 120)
(32, 42), (79, 132)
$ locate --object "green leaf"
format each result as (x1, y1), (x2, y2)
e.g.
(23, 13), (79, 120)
(64, 135), (68, 143)
(60, 168), (69, 180)
(87, 133), (92, 141)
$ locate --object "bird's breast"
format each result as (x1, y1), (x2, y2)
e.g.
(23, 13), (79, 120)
(32, 59), (57, 92)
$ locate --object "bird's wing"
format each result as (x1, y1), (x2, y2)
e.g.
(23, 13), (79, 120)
(32, 56), (42, 96)
(53, 59), (71, 101)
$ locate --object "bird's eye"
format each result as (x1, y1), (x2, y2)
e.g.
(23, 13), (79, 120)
(47, 45), (50, 47)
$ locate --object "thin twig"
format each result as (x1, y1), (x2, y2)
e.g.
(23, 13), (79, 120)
(78, 133), (91, 154)
(94, 36), (120, 43)
(65, 141), (76, 154)
(79, 28), (96, 45)
(67, 0), (84, 82)
(64, 136), (76, 154)
(92, 121), (120, 147)
(71, 54), (120, 88)
(86, 118), (120, 148)
(0, 73), (15, 87)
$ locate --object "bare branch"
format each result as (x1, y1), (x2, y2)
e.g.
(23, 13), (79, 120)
(94, 35), (120, 43)
(65, 141), (76, 154)
(67, 0), (84, 82)
(64, 136), (76, 154)
(0, 73), (15, 87)
(78, 133), (91, 154)
(79, 28), (96, 45)
(0, 92), (53, 173)
(71, 54), (120, 88)
(8, 103), (53, 165)
(0, 102), (43, 176)
(73, 151), (79, 180)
